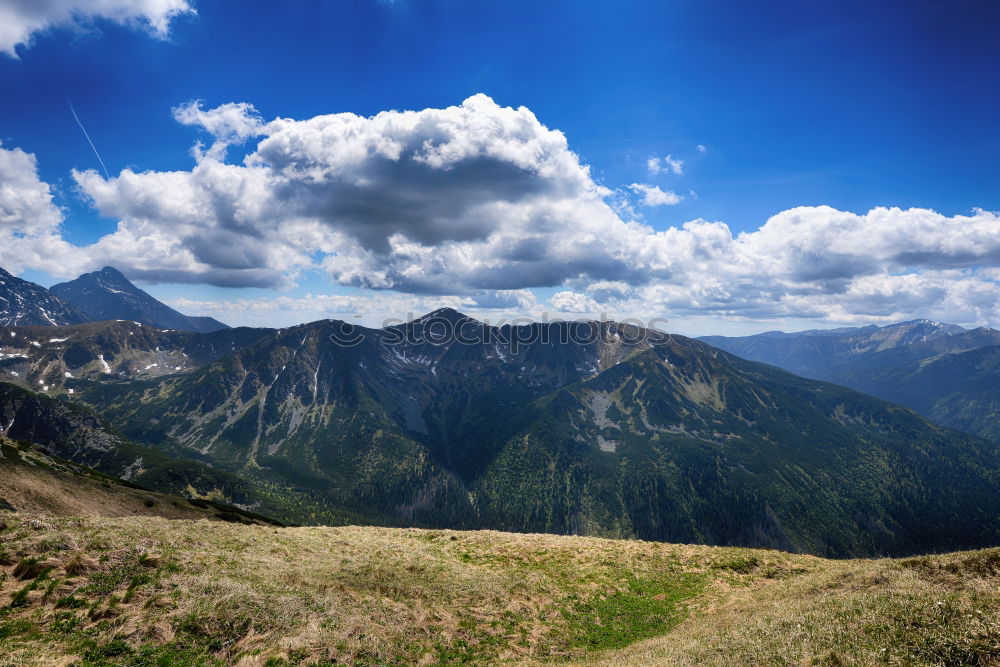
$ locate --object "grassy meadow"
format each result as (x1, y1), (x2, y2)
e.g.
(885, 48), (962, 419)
(0, 513), (998, 665)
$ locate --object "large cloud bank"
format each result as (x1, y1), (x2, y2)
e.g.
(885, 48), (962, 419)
(3, 94), (1000, 326)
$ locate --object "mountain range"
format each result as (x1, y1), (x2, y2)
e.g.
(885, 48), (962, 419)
(701, 320), (1000, 440)
(0, 265), (228, 333)
(700, 319), (994, 375)
(0, 320), (268, 392)
(4, 263), (1000, 557)
(2, 308), (998, 556)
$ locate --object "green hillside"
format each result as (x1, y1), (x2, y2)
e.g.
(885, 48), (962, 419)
(828, 344), (1000, 442)
(476, 343), (1000, 556)
(64, 316), (1000, 557)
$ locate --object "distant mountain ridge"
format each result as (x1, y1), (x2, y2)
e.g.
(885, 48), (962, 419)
(50, 266), (229, 333)
(699, 319), (1000, 440)
(699, 319), (975, 378)
(827, 343), (1000, 441)
(0, 266), (89, 327)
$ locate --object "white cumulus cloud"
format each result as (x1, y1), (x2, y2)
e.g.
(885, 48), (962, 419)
(5, 95), (1000, 329)
(0, 143), (84, 274)
(164, 289), (542, 329)
(0, 0), (194, 58)
(71, 94), (629, 292)
(172, 100), (265, 160)
(629, 183), (683, 207)
(550, 291), (602, 313)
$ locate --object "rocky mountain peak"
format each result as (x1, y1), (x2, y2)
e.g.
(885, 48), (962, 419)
(0, 266), (90, 327)
(50, 266), (229, 333)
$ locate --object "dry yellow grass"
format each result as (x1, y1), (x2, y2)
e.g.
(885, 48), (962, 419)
(585, 553), (1000, 666)
(0, 458), (215, 521)
(0, 437), (272, 524)
(0, 513), (998, 666)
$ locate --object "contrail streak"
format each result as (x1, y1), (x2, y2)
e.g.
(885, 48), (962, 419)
(66, 96), (110, 179)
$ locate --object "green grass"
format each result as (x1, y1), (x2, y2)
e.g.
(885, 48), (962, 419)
(711, 555), (761, 574)
(563, 573), (704, 650)
(1, 514), (999, 666)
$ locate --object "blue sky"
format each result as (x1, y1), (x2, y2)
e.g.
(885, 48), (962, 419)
(1, 0), (998, 333)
